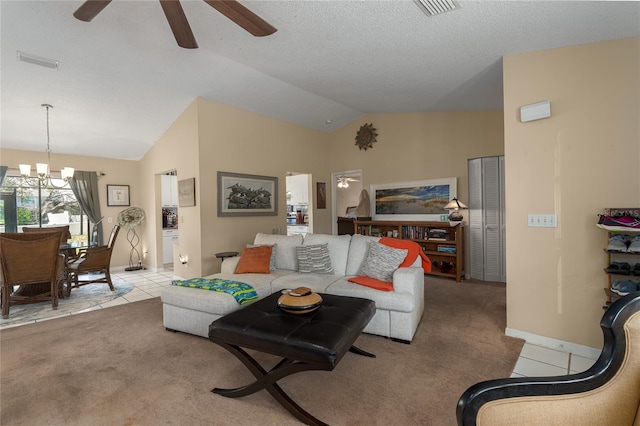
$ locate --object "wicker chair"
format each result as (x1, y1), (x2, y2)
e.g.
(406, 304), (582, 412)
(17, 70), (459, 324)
(0, 232), (65, 318)
(457, 292), (640, 426)
(67, 225), (120, 296)
(22, 225), (71, 243)
(23, 225), (74, 260)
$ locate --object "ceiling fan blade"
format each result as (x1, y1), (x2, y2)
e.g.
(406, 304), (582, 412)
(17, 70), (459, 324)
(203, 0), (277, 37)
(73, 0), (112, 22)
(159, 0), (198, 49)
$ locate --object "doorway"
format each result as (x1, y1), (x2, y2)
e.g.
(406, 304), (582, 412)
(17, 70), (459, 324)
(331, 169), (363, 235)
(285, 172), (313, 236)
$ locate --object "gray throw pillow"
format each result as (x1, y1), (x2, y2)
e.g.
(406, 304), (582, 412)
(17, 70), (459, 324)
(361, 241), (408, 282)
(296, 243), (334, 274)
(246, 243), (277, 271)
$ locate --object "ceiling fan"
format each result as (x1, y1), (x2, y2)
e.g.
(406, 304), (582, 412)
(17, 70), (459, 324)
(337, 176), (359, 188)
(73, 0), (277, 49)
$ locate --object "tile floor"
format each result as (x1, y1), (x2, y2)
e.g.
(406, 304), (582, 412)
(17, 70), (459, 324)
(0, 267), (176, 330)
(511, 342), (600, 378)
(1, 268), (601, 378)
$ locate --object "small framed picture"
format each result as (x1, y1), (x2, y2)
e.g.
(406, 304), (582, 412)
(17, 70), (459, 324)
(107, 184), (130, 207)
(178, 178), (196, 207)
(317, 182), (326, 209)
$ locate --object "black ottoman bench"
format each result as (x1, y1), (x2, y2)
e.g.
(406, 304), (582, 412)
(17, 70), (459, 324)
(208, 291), (376, 426)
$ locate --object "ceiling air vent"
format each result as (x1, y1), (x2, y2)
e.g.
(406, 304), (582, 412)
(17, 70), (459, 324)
(17, 51), (59, 70)
(415, 0), (460, 16)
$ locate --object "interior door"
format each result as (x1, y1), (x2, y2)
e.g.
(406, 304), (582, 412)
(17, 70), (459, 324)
(468, 156), (506, 282)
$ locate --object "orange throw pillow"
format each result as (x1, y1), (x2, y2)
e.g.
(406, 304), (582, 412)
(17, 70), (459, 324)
(348, 275), (393, 292)
(235, 245), (272, 274)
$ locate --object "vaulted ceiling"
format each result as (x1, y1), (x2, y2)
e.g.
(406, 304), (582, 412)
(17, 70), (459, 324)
(1, 1), (638, 160)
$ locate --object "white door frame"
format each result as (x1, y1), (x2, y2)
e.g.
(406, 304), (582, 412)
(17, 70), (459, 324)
(331, 169), (363, 235)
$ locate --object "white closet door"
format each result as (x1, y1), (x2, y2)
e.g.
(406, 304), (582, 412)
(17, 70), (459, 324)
(482, 157), (502, 282)
(468, 156), (506, 282)
(468, 158), (484, 280)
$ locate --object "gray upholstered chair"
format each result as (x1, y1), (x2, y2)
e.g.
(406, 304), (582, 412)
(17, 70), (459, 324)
(457, 292), (640, 426)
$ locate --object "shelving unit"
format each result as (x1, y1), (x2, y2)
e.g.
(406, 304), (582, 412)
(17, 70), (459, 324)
(353, 220), (465, 282)
(598, 208), (640, 309)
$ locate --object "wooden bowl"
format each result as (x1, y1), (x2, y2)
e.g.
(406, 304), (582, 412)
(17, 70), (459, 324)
(277, 287), (323, 314)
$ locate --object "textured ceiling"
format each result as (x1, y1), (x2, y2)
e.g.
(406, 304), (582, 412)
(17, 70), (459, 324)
(1, 0), (639, 160)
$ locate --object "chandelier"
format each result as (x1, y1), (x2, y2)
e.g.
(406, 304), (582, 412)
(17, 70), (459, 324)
(19, 104), (74, 189)
(337, 177), (349, 189)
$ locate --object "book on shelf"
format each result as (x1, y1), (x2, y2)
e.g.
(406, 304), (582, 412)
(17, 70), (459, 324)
(437, 246), (457, 254)
(427, 229), (449, 241)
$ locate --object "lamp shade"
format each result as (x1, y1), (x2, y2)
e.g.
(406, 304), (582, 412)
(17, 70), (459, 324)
(444, 198), (468, 210)
(444, 198), (467, 222)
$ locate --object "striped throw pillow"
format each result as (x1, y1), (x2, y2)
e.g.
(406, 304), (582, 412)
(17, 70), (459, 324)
(296, 243), (334, 274)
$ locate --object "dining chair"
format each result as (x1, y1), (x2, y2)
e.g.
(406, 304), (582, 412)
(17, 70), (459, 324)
(0, 232), (65, 319)
(66, 225), (120, 297)
(23, 225), (75, 297)
(23, 225), (73, 259)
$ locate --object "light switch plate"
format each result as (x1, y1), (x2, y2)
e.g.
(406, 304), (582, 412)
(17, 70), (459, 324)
(528, 214), (557, 228)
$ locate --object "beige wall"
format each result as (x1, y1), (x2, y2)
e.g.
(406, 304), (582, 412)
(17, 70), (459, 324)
(326, 111), (505, 209)
(504, 37), (640, 348)
(136, 104), (504, 279)
(138, 98), (331, 277)
(138, 100), (200, 278)
(195, 98), (331, 276)
(0, 148), (139, 268)
(327, 111), (505, 270)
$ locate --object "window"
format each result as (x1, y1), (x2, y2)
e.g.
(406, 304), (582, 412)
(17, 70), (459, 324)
(0, 174), (90, 241)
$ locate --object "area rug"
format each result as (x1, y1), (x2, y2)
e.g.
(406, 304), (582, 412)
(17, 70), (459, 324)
(0, 277), (523, 426)
(0, 281), (134, 329)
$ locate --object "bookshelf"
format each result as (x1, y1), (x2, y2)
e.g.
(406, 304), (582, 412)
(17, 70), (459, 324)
(353, 220), (465, 282)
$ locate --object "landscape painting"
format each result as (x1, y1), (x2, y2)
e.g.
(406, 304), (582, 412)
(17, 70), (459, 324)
(217, 171), (278, 217)
(371, 178), (456, 221)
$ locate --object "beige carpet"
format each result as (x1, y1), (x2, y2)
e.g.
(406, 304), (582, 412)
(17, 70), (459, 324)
(0, 277), (523, 426)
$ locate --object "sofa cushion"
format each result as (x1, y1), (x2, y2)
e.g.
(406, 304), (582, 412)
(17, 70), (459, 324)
(327, 278), (416, 312)
(254, 233), (303, 271)
(247, 243), (277, 271)
(235, 245), (272, 274)
(296, 243), (334, 274)
(345, 234), (381, 276)
(210, 271), (295, 292)
(162, 277), (273, 316)
(303, 233), (352, 275)
(270, 273), (344, 294)
(361, 241), (408, 282)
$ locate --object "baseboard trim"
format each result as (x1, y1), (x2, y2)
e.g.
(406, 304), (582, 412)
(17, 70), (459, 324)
(505, 328), (601, 359)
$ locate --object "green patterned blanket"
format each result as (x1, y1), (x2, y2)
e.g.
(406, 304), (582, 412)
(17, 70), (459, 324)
(171, 278), (258, 305)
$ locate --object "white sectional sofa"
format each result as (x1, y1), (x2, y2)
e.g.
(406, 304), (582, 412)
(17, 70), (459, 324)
(161, 232), (425, 342)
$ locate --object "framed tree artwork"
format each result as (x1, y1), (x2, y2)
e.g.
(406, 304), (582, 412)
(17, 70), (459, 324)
(106, 184), (130, 207)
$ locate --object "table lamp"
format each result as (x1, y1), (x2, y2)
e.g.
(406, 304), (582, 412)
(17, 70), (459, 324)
(444, 198), (468, 223)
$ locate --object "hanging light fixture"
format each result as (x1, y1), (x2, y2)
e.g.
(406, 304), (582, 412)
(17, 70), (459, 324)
(337, 177), (349, 189)
(19, 104), (74, 188)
